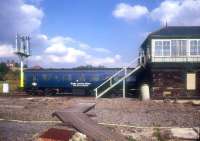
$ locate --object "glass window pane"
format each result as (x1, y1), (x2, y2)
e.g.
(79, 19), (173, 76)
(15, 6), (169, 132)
(163, 41), (170, 56)
(155, 41), (162, 56)
(64, 74), (72, 81)
(171, 40), (187, 57)
(171, 40), (178, 56)
(179, 40), (187, 56)
(198, 40), (200, 55)
(190, 40), (198, 55)
(42, 74), (48, 81)
(80, 73), (85, 81)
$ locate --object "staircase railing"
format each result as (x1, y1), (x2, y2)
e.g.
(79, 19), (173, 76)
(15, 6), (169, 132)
(94, 57), (142, 99)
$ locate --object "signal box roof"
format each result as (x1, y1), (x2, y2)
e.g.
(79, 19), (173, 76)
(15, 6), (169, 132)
(141, 26), (200, 50)
(149, 26), (200, 38)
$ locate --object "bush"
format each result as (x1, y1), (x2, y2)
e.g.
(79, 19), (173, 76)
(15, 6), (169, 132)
(0, 63), (10, 80)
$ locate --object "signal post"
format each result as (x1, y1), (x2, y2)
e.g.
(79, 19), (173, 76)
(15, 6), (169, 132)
(14, 34), (31, 88)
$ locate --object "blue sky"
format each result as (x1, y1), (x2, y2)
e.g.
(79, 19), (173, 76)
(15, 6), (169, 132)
(40, 0), (160, 62)
(0, 0), (200, 68)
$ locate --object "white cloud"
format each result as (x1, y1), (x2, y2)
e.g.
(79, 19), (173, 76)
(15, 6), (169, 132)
(0, 0), (122, 68)
(79, 43), (91, 50)
(93, 47), (110, 53)
(45, 43), (68, 54)
(86, 54), (121, 66)
(30, 35), (121, 67)
(113, 0), (200, 26)
(150, 0), (200, 26)
(0, 0), (44, 42)
(0, 44), (14, 57)
(79, 43), (110, 53)
(50, 36), (75, 45)
(113, 3), (149, 21)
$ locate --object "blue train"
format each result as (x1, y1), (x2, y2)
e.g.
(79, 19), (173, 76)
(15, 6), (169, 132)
(24, 68), (138, 96)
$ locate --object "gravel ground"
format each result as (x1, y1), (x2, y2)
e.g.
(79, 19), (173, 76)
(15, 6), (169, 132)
(0, 95), (199, 140)
(0, 121), (57, 141)
(95, 98), (200, 127)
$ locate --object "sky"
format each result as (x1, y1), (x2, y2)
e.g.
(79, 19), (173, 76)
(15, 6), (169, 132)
(0, 0), (200, 68)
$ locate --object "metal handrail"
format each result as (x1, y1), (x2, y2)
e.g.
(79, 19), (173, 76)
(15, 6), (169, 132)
(94, 57), (139, 90)
(94, 57), (140, 98)
(96, 65), (141, 99)
(94, 68), (124, 90)
(126, 57), (140, 68)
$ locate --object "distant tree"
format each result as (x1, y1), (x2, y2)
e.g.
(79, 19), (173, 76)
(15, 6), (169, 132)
(4, 69), (19, 81)
(74, 65), (106, 69)
(0, 63), (10, 80)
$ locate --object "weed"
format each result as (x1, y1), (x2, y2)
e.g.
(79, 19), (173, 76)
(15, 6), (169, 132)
(153, 128), (167, 141)
(127, 136), (137, 141)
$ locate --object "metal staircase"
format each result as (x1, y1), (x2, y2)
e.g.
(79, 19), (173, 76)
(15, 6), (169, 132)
(94, 56), (144, 99)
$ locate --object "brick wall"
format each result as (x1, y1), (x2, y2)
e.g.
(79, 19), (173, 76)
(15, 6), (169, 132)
(150, 70), (200, 99)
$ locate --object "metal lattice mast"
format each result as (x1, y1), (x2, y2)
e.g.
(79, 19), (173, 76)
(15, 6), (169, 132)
(14, 34), (31, 88)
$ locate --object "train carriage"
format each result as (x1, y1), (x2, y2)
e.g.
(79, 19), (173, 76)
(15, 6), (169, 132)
(24, 68), (138, 96)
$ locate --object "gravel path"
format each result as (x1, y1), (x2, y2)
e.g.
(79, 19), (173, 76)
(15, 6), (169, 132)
(0, 121), (57, 141)
(95, 98), (200, 127)
(0, 95), (199, 140)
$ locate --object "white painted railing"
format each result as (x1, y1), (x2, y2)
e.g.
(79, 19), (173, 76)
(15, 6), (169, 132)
(94, 57), (143, 99)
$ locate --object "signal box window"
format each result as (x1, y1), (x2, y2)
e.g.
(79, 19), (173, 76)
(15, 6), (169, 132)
(163, 41), (170, 56)
(155, 41), (162, 56)
(190, 40), (200, 55)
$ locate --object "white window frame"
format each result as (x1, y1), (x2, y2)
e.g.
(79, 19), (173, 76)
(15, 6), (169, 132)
(154, 40), (163, 57)
(170, 39), (188, 57)
(152, 39), (171, 57)
(163, 40), (171, 57)
(189, 39), (200, 57)
(152, 39), (200, 58)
